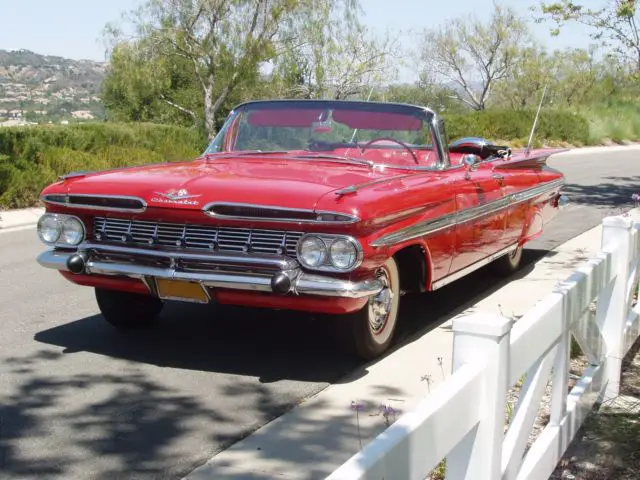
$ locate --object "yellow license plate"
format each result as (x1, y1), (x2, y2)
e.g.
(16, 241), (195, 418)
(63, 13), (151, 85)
(155, 279), (210, 303)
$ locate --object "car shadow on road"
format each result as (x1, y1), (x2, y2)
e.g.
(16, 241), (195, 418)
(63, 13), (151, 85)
(33, 248), (550, 384)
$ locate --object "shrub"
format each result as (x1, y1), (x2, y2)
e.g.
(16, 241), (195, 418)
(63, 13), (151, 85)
(0, 123), (204, 209)
(443, 109), (591, 146)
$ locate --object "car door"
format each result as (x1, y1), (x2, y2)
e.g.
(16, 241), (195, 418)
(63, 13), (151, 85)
(448, 157), (509, 275)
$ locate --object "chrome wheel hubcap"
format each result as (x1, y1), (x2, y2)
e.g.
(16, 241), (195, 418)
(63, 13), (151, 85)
(368, 270), (394, 334)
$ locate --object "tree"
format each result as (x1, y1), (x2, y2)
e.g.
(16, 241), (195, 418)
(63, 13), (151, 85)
(105, 0), (359, 138)
(378, 81), (467, 113)
(538, 1), (640, 71)
(492, 45), (605, 109)
(418, 3), (530, 110)
(102, 41), (201, 125)
(272, 4), (401, 100)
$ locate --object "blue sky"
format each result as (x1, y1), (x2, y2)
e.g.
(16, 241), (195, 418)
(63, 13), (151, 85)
(0, 0), (600, 65)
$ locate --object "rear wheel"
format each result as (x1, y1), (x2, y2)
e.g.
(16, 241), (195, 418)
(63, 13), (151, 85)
(95, 288), (164, 330)
(492, 245), (523, 275)
(332, 257), (401, 360)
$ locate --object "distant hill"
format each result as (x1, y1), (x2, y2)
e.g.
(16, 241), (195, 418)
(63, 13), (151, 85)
(0, 49), (107, 123)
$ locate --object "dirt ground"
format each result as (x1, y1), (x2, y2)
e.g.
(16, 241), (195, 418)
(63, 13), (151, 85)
(550, 342), (640, 480)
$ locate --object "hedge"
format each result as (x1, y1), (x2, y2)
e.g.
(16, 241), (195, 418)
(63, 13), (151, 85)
(0, 123), (203, 209)
(443, 109), (591, 146)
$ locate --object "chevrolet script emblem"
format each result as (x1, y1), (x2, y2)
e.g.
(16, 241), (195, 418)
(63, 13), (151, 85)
(152, 188), (201, 205)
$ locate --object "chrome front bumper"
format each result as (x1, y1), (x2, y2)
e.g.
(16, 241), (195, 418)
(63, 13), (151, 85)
(37, 244), (382, 299)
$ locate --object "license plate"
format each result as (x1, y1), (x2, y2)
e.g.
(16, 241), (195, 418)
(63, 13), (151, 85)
(155, 279), (210, 303)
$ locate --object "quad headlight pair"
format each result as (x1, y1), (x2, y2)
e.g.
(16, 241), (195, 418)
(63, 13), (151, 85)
(37, 213), (86, 246)
(297, 234), (362, 272)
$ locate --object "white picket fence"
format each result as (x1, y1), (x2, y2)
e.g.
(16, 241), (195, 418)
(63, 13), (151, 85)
(327, 210), (640, 480)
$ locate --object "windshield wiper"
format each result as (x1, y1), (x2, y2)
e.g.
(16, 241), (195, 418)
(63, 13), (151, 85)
(292, 154), (375, 169)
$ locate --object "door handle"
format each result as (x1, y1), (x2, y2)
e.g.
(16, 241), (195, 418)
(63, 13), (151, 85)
(491, 173), (504, 181)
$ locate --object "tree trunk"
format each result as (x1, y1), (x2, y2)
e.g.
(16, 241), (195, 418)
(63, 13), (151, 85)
(203, 86), (217, 140)
(203, 82), (233, 140)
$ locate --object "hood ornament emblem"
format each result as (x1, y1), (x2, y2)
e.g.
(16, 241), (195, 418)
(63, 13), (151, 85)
(152, 188), (201, 205)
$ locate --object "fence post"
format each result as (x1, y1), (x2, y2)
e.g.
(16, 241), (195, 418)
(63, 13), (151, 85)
(597, 214), (634, 402)
(445, 313), (513, 480)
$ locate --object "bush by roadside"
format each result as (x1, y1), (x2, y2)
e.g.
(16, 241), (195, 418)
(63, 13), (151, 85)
(0, 123), (203, 209)
(443, 109), (591, 147)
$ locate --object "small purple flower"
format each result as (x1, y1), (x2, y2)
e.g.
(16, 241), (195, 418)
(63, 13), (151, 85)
(380, 404), (395, 415)
(381, 404), (396, 426)
(350, 400), (365, 450)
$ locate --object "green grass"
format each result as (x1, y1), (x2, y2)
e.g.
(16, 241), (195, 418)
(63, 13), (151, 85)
(574, 102), (640, 145)
(0, 122), (203, 209)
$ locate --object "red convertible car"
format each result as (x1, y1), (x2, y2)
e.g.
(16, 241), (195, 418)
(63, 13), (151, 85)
(36, 100), (567, 359)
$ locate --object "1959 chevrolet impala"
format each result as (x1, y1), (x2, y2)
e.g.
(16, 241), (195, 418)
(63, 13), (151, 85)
(36, 99), (567, 360)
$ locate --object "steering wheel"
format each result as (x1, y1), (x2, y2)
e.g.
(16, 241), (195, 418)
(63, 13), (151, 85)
(360, 137), (420, 165)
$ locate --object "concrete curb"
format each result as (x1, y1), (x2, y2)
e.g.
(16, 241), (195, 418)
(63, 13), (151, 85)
(0, 207), (44, 231)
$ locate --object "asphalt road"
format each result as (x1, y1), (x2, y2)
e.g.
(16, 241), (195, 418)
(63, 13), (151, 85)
(1, 149), (638, 479)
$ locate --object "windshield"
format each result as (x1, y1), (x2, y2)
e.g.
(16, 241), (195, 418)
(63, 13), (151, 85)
(204, 101), (442, 169)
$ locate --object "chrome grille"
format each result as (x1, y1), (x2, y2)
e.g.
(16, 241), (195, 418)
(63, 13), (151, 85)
(93, 217), (303, 256)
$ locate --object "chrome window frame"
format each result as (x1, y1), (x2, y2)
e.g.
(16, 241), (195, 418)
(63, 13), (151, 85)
(204, 99), (449, 172)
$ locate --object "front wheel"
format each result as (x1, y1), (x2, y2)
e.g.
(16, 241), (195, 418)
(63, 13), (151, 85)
(95, 287), (164, 330)
(332, 257), (401, 360)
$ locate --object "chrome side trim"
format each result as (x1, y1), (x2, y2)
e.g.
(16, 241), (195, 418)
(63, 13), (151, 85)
(41, 194), (147, 213)
(202, 202), (360, 224)
(431, 244), (519, 290)
(370, 216), (455, 248)
(370, 178), (565, 247)
(36, 249), (383, 299)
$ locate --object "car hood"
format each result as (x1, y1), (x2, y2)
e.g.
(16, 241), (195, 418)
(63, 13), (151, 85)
(48, 157), (402, 212)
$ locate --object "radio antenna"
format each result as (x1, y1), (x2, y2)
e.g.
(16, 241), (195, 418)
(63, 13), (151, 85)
(525, 84), (548, 156)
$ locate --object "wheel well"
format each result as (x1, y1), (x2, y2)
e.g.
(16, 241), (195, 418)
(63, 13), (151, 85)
(393, 245), (429, 294)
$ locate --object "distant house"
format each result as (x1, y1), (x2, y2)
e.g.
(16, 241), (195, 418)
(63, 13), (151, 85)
(71, 110), (94, 120)
(8, 109), (22, 119)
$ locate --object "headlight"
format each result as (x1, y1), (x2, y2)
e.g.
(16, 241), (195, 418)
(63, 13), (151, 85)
(37, 214), (62, 244)
(60, 216), (85, 245)
(298, 236), (327, 268)
(297, 234), (362, 272)
(329, 238), (358, 269)
(37, 213), (85, 246)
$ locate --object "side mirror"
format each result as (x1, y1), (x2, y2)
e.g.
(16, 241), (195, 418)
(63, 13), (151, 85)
(462, 154), (480, 170)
